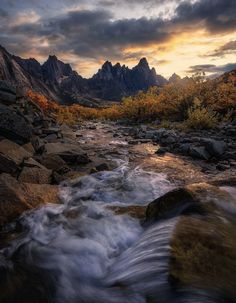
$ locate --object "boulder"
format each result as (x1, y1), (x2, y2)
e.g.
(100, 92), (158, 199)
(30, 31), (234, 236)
(189, 146), (210, 160)
(45, 142), (90, 165)
(36, 154), (68, 171)
(203, 139), (227, 157)
(0, 173), (60, 226)
(146, 183), (232, 222)
(0, 104), (32, 144)
(169, 216), (236, 300)
(0, 139), (32, 174)
(18, 167), (52, 184)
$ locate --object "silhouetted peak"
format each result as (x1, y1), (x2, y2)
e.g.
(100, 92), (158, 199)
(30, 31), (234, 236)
(169, 73), (181, 83)
(137, 57), (149, 68)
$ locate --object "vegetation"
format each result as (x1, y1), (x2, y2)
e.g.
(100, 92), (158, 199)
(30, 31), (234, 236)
(26, 77), (236, 129)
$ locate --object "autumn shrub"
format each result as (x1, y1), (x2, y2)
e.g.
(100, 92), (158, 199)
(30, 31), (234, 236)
(184, 98), (219, 130)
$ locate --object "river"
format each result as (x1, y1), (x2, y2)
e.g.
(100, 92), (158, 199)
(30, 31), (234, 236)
(1, 122), (235, 303)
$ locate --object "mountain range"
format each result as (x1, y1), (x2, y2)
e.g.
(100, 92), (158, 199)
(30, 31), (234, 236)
(0, 45), (167, 106)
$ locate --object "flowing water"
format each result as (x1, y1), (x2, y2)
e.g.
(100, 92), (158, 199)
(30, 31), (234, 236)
(1, 123), (235, 303)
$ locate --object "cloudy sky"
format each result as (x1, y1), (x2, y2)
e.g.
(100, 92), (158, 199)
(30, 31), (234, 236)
(0, 0), (236, 78)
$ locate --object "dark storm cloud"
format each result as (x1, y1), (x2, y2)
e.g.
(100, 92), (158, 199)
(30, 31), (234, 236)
(187, 63), (236, 74)
(175, 0), (236, 33)
(0, 0), (236, 60)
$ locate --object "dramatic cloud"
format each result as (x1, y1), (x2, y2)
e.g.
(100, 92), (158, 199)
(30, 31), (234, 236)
(0, 0), (236, 77)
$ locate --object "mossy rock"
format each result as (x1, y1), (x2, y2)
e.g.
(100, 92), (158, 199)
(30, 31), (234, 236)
(169, 216), (236, 300)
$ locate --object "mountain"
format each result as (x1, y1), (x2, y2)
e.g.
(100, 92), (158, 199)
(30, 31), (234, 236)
(0, 45), (167, 105)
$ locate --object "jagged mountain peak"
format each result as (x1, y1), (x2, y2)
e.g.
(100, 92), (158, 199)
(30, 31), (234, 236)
(137, 57), (149, 68)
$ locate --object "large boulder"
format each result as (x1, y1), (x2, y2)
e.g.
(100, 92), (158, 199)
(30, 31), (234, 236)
(0, 104), (32, 144)
(0, 173), (60, 226)
(169, 215), (236, 300)
(18, 167), (52, 184)
(146, 183), (232, 222)
(0, 139), (32, 174)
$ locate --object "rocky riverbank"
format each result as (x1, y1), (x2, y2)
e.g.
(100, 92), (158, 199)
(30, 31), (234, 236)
(124, 122), (236, 176)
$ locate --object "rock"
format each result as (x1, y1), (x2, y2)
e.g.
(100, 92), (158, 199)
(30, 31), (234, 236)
(18, 167), (52, 184)
(23, 158), (46, 169)
(31, 136), (45, 154)
(107, 205), (146, 220)
(0, 81), (16, 105)
(189, 146), (210, 160)
(155, 147), (168, 155)
(146, 183), (232, 222)
(0, 104), (32, 144)
(178, 143), (191, 154)
(169, 216), (236, 300)
(0, 139), (32, 174)
(22, 142), (35, 154)
(45, 142), (90, 165)
(36, 154), (68, 171)
(90, 163), (111, 174)
(0, 90), (16, 105)
(42, 127), (61, 135)
(0, 173), (60, 226)
(203, 139), (227, 157)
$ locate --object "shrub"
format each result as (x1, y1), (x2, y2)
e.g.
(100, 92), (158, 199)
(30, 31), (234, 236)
(184, 98), (219, 130)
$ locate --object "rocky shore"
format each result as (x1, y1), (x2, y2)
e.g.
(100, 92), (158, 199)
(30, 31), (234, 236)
(125, 122), (236, 175)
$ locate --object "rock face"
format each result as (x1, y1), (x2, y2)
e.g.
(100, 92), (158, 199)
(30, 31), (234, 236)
(0, 45), (167, 104)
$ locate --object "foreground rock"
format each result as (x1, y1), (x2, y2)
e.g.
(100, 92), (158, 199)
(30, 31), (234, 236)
(169, 213), (236, 300)
(0, 139), (32, 174)
(0, 173), (60, 226)
(146, 183), (232, 222)
(18, 167), (52, 184)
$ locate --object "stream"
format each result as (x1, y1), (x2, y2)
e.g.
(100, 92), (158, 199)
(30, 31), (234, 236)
(0, 123), (235, 303)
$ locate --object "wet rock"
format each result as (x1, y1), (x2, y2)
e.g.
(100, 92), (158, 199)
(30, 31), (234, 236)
(146, 183), (232, 222)
(18, 167), (52, 184)
(189, 146), (210, 160)
(90, 163), (111, 174)
(0, 173), (60, 226)
(0, 104), (32, 144)
(0, 139), (32, 174)
(107, 205), (146, 220)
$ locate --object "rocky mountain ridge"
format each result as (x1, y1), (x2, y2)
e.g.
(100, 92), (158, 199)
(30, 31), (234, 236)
(0, 45), (166, 105)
